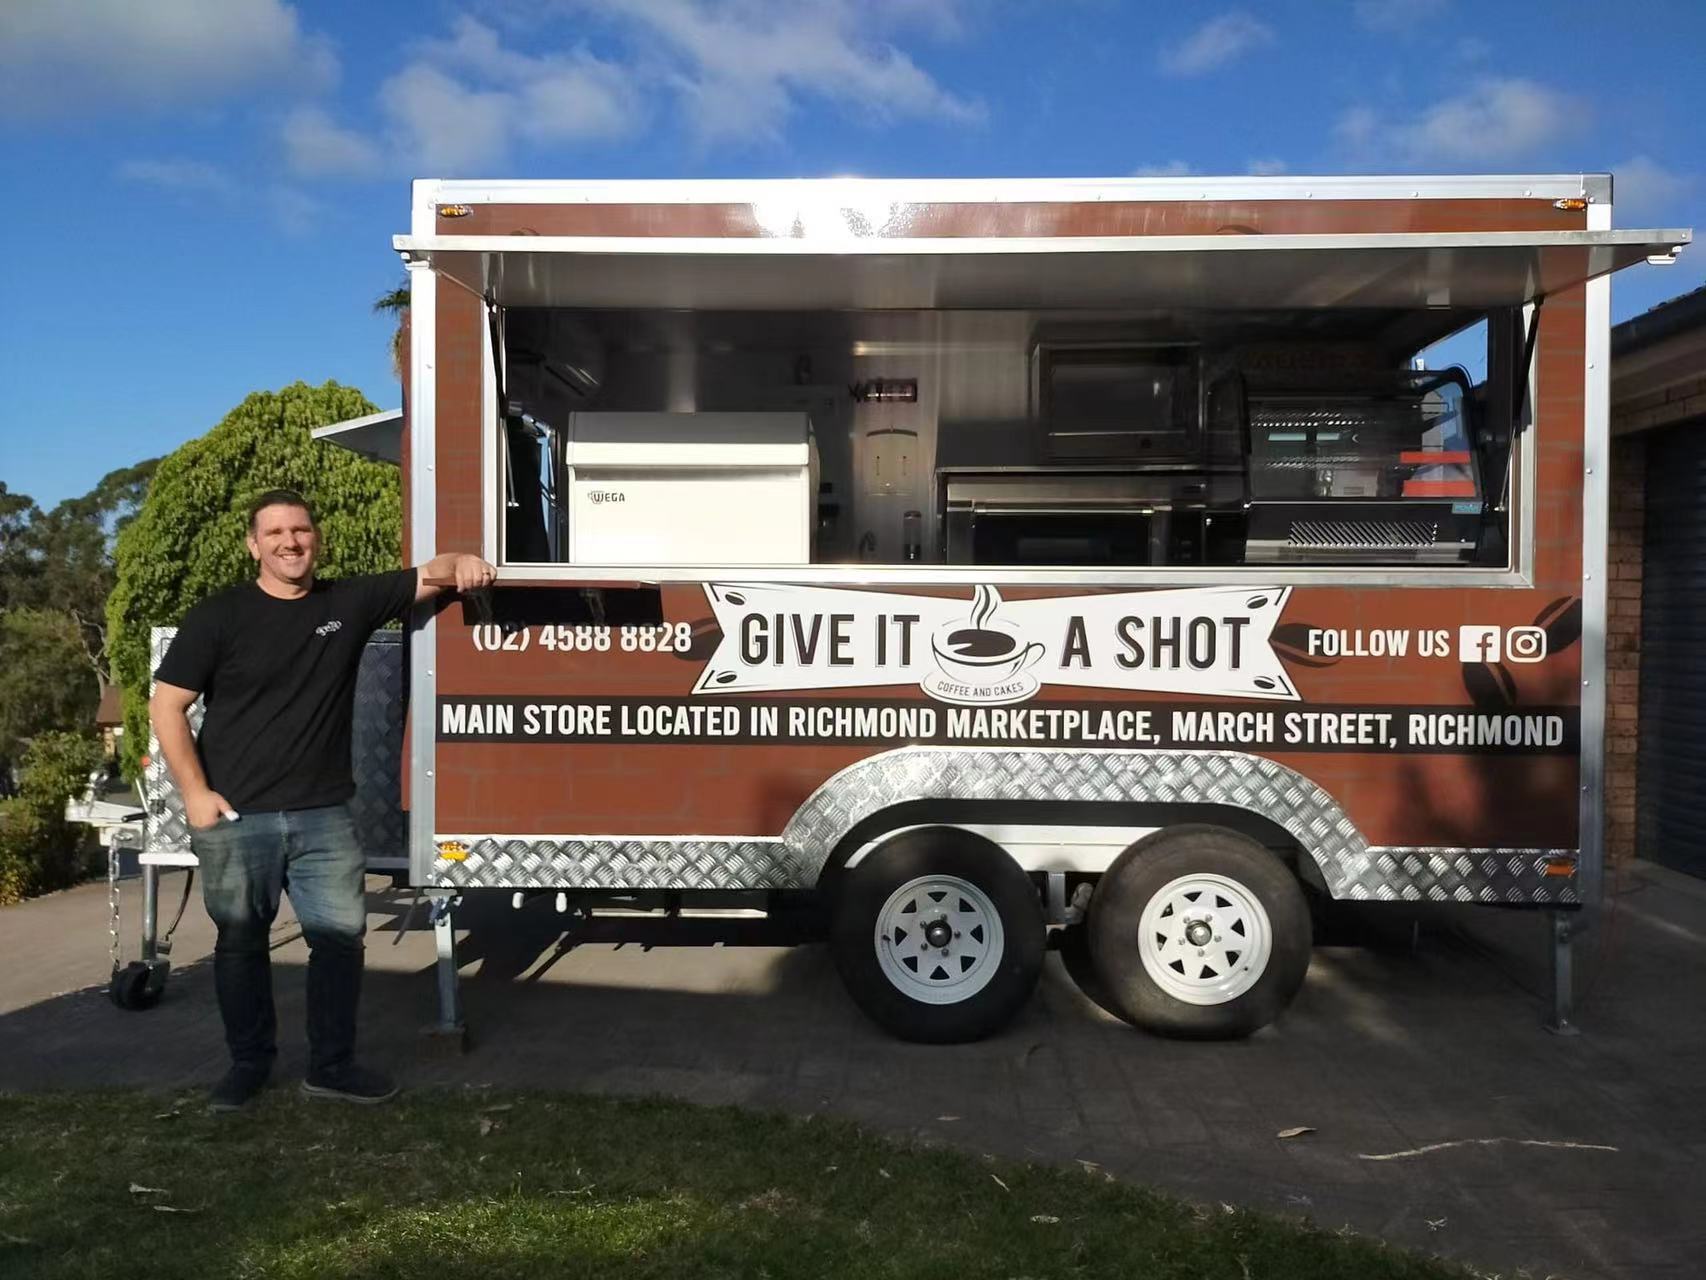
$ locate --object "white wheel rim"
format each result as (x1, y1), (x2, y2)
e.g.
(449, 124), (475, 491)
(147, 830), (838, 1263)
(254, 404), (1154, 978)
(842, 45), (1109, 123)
(1136, 873), (1272, 1006)
(874, 874), (1005, 1005)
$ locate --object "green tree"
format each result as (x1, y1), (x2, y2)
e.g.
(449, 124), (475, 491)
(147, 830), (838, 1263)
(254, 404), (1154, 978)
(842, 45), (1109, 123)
(0, 609), (98, 769)
(3, 461), (160, 694)
(374, 278), (409, 379)
(0, 481), (43, 612)
(107, 381), (402, 776)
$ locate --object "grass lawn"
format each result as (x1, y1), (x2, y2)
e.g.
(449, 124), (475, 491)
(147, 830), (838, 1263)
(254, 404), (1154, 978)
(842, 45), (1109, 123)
(0, 1089), (1475, 1279)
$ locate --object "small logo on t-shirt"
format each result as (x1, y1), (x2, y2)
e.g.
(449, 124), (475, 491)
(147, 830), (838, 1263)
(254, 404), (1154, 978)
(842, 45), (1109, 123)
(315, 620), (343, 637)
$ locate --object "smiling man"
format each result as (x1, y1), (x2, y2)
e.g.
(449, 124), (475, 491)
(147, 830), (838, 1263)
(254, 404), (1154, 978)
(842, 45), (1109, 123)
(150, 488), (494, 1112)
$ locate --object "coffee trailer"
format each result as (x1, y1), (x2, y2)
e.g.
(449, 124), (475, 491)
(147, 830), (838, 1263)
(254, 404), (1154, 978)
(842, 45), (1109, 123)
(115, 174), (1689, 1042)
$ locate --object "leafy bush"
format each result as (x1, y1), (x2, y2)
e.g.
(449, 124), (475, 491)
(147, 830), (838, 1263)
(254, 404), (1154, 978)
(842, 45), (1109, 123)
(107, 381), (402, 777)
(0, 732), (102, 905)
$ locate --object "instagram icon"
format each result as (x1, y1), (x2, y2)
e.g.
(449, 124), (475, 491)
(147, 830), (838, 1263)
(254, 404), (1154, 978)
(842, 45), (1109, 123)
(1505, 626), (1548, 663)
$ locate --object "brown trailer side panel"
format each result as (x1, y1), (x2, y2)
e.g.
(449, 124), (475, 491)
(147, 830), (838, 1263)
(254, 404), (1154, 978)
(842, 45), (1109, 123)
(418, 191), (1592, 898)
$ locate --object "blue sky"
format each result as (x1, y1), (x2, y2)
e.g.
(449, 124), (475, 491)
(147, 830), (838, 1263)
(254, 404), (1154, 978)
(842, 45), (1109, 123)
(2, 0), (1701, 508)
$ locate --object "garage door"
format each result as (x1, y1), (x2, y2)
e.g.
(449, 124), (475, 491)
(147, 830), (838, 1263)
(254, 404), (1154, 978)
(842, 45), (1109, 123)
(1639, 419), (1706, 877)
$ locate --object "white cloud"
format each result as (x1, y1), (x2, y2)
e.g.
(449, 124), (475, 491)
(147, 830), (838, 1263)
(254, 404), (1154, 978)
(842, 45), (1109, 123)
(1336, 78), (1586, 163)
(282, 107), (383, 178)
(1159, 12), (1276, 77)
(378, 25), (637, 172)
(1353, 0), (1449, 32)
(285, 5), (980, 177)
(378, 64), (516, 174)
(117, 158), (236, 197)
(573, 0), (983, 144)
(1612, 157), (1693, 222)
(270, 186), (323, 237)
(1248, 158), (1288, 175)
(1133, 161), (1194, 177)
(0, 0), (336, 120)
(1334, 105), (1380, 151)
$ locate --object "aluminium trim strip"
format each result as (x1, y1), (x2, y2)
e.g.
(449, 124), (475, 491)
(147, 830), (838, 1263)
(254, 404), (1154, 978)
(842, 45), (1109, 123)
(407, 179), (440, 887)
(1579, 201), (1612, 907)
(421, 175), (1609, 206)
(395, 228), (1690, 259)
(480, 564), (1533, 588)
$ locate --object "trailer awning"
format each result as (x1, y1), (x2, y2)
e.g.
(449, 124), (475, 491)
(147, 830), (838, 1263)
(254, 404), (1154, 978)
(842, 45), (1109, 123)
(313, 409), (402, 465)
(394, 229), (1688, 312)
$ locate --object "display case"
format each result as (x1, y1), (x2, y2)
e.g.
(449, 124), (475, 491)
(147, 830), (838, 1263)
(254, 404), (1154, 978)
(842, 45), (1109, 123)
(1242, 370), (1485, 564)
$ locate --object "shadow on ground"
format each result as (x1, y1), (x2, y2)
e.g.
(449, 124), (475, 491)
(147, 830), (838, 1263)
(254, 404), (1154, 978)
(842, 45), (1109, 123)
(3, 865), (1704, 1280)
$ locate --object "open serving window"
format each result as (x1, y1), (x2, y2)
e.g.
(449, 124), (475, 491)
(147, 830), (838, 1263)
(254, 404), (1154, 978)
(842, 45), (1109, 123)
(397, 225), (1688, 578)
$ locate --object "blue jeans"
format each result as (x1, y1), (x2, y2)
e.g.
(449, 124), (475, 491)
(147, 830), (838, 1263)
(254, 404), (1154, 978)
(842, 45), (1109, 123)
(190, 804), (368, 1078)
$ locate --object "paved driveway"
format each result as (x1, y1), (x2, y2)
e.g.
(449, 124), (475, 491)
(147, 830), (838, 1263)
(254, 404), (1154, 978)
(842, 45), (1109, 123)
(3, 860), (1703, 1279)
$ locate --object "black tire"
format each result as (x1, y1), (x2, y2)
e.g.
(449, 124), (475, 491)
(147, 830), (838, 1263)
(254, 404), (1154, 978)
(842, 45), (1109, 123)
(109, 960), (165, 1011)
(1087, 825), (1310, 1040)
(830, 827), (1045, 1044)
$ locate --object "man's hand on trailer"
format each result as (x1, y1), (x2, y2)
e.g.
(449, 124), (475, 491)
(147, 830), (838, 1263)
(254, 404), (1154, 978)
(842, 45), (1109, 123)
(416, 553), (497, 601)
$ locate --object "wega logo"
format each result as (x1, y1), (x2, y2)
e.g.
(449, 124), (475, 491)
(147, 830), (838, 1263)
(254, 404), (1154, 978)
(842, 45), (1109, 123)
(588, 490), (625, 506)
(315, 620), (343, 637)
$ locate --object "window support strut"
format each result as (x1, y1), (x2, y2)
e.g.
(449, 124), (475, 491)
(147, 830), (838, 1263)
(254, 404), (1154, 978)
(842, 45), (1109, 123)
(1512, 295), (1544, 434)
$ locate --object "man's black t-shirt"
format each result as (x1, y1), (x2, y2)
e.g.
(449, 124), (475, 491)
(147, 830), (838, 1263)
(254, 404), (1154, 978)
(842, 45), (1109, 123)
(155, 570), (417, 812)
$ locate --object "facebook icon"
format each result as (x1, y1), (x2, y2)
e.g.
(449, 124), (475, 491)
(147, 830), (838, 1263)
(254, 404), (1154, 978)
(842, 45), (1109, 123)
(1458, 625), (1502, 663)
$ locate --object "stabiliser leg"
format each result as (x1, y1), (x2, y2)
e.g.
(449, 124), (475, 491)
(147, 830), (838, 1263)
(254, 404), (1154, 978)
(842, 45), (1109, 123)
(422, 889), (469, 1052)
(1544, 909), (1580, 1036)
(110, 857), (172, 1011)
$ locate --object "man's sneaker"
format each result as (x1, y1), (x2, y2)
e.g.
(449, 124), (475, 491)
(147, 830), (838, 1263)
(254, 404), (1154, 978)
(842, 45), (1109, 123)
(300, 1063), (399, 1105)
(207, 1063), (270, 1113)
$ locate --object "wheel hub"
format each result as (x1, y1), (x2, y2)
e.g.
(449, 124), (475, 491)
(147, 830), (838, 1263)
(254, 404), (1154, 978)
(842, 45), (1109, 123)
(1136, 873), (1274, 1007)
(874, 875), (1005, 1005)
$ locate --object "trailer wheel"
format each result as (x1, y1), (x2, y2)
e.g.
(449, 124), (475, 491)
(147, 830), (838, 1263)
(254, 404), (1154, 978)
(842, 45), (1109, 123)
(1087, 826), (1309, 1039)
(109, 959), (168, 1011)
(831, 828), (1044, 1043)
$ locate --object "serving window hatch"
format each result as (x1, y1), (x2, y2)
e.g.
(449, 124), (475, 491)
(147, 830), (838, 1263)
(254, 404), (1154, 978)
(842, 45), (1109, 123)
(413, 224), (1689, 579)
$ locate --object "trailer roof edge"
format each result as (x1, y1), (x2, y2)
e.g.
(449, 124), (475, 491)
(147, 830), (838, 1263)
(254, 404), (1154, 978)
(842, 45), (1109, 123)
(411, 174), (1610, 207)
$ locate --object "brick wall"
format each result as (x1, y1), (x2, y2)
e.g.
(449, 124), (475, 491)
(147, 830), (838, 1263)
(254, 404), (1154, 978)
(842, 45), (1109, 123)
(1606, 434), (1645, 866)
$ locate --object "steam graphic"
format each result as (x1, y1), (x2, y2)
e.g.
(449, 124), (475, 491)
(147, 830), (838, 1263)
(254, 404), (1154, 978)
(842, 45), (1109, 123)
(970, 584), (999, 630)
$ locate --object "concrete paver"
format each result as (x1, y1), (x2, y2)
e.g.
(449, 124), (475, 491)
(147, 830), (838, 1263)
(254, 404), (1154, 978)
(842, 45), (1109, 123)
(2, 860), (1703, 1279)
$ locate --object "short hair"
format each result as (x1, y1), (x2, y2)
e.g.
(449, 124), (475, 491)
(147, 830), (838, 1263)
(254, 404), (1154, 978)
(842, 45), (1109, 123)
(247, 489), (316, 531)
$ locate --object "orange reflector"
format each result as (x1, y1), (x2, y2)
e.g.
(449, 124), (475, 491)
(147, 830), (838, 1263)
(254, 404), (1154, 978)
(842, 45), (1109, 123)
(1553, 197), (1589, 211)
(437, 840), (470, 862)
(1544, 858), (1575, 878)
(438, 204), (472, 218)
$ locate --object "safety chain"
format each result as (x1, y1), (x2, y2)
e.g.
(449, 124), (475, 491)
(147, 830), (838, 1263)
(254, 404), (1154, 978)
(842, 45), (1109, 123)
(107, 837), (123, 974)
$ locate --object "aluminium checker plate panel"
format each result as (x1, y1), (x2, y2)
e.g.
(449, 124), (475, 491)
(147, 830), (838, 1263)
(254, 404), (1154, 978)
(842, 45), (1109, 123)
(434, 746), (1578, 904)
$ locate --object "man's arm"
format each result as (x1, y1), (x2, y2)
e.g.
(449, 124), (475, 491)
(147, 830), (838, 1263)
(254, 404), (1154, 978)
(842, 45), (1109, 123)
(148, 681), (233, 830)
(414, 552), (497, 603)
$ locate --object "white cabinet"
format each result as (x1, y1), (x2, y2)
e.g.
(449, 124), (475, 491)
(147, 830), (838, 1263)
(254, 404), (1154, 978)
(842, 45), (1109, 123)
(563, 413), (813, 566)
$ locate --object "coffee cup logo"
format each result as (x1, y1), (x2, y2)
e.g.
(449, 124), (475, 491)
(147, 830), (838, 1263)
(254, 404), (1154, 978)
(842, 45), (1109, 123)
(923, 585), (1045, 706)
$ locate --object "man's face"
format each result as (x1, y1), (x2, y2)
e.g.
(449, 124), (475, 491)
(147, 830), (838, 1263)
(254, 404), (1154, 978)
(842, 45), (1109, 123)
(247, 503), (320, 586)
